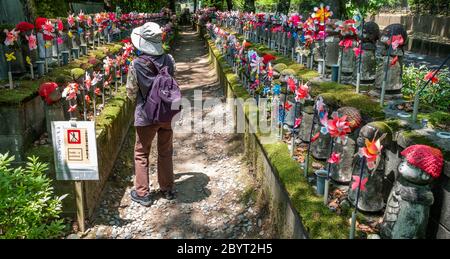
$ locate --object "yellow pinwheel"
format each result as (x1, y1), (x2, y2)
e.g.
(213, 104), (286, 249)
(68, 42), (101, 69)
(68, 31), (73, 38)
(5, 52), (16, 62)
(26, 56), (32, 65)
(45, 41), (52, 49)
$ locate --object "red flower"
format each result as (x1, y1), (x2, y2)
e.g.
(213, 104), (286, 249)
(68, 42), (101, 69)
(16, 22), (35, 33)
(351, 176), (368, 191)
(295, 82), (309, 102)
(328, 152), (341, 164)
(57, 19), (64, 32)
(262, 54), (276, 64)
(424, 71), (439, 84)
(327, 112), (351, 141)
(390, 55), (399, 67)
(35, 17), (48, 32)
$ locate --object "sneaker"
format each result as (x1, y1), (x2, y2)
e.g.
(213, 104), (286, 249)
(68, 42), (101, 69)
(161, 190), (176, 200)
(130, 190), (153, 207)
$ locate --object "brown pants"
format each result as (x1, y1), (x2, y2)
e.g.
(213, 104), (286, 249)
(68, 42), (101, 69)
(134, 123), (174, 197)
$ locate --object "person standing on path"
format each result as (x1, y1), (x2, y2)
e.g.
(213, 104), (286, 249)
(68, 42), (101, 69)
(126, 22), (177, 206)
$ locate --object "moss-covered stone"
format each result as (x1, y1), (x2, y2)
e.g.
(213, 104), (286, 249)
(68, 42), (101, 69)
(273, 63), (288, 73)
(281, 68), (296, 77)
(70, 68), (85, 80)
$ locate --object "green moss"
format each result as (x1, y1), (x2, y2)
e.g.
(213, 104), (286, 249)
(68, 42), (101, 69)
(288, 63), (306, 72)
(273, 63), (288, 73)
(95, 87), (127, 131)
(417, 111), (450, 129)
(297, 70), (320, 81)
(281, 68), (296, 77)
(70, 68), (85, 80)
(263, 142), (350, 239)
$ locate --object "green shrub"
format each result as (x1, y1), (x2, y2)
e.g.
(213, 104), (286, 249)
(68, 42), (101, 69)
(0, 154), (67, 239)
(402, 65), (450, 112)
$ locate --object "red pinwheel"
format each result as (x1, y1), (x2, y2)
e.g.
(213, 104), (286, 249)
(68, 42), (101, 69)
(328, 152), (341, 165)
(295, 82), (309, 102)
(68, 104), (77, 113)
(294, 117), (303, 129)
(311, 132), (320, 143)
(339, 38), (353, 51)
(94, 88), (101, 96)
(353, 46), (363, 57)
(388, 35), (404, 51)
(16, 22), (34, 33)
(287, 78), (296, 93)
(284, 102), (293, 112)
(358, 134), (385, 171)
(327, 112), (351, 141)
(390, 55), (399, 67)
(351, 176), (368, 191)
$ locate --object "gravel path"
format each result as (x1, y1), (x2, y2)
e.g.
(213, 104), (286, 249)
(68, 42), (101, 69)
(82, 27), (271, 239)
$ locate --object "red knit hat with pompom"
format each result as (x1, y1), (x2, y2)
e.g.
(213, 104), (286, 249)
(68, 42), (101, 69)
(400, 144), (443, 179)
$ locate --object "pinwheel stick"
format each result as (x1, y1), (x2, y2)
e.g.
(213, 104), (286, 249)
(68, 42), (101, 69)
(82, 84), (87, 121)
(30, 62), (35, 80)
(338, 47), (343, 84)
(8, 63), (13, 90)
(101, 68), (106, 106)
(304, 109), (317, 178)
(412, 55), (450, 122)
(350, 156), (366, 239)
(290, 101), (300, 157)
(324, 137), (335, 205)
(279, 81), (289, 139)
(322, 13), (326, 78)
(356, 20), (365, 93)
(380, 30), (394, 107)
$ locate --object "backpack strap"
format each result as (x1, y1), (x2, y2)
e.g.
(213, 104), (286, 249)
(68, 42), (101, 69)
(136, 56), (161, 107)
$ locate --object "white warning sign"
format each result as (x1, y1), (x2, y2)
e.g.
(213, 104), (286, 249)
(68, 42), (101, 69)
(51, 121), (99, 181)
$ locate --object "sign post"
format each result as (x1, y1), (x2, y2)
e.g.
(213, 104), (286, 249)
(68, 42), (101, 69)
(51, 120), (99, 233)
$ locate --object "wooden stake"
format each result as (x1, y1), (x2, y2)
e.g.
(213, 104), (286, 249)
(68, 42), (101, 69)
(74, 180), (85, 233)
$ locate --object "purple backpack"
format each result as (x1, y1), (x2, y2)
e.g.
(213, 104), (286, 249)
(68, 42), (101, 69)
(139, 57), (182, 123)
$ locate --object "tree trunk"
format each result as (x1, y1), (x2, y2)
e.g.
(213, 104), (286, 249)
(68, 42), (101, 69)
(169, 0), (176, 13)
(226, 0), (233, 11)
(244, 0), (256, 13)
(277, 0), (291, 15)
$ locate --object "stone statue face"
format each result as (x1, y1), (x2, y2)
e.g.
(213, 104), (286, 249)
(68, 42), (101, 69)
(398, 159), (432, 185)
(357, 125), (376, 147)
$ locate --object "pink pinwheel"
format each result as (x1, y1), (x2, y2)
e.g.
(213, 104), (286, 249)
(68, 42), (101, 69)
(295, 82), (309, 103)
(68, 104), (77, 113)
(424, 71), (439, 84)
(62, 83), (79, 101)
(57, 19), (64, 32)
(86, 16), (93, 27)
(68, 14), (75, 28)
(317, 30), (326, 40)
(26, 34), (37, 50)
(315, 97), (325, 113)
(4, 29), (19, 46)
(358, 134), (385, 171)
(57, 36), (63, 45)
(339, 38), (353, 51)
(388, 34), (404, 51)
(328, 152), (341, 164)
(84, 72), (92, 90)
(390, 55), (399, 67)
(327, 112), (351, 142)
(91, 72), (103, 86)
(351, 176), (368, 191)
(353, 46), (364, 57)
(294, 117), (303, 129)
(42, 20), (55, 40)
(77, 11), (85, 23)
(287, 78), (296, 93)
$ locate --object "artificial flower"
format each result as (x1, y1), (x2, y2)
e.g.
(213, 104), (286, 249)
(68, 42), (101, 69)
(287, 78), (296, 93)
(359, 133), (385, 171)
(4, 29), (19, 46)
(327, 112), (351, 142)
(68, 14), (75, 28)
(295, 82), (309, 103)
(57, 36), (63, 45)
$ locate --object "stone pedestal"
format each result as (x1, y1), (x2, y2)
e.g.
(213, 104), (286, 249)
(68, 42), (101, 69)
(325, 36), (340, 68)
(353, 42), (377, 85)
(372, 55), (403, 98)
(338, 41), (357, 84)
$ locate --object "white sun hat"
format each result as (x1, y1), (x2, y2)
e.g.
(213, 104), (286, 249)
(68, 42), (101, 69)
(131, 22), (164, 56)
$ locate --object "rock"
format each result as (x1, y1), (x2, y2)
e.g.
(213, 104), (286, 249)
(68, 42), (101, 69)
(66, 234), (80, 239)
(257, 219), (262, 227)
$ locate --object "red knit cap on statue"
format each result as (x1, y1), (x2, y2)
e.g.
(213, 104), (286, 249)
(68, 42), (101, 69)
(401, 145), (443, 179)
